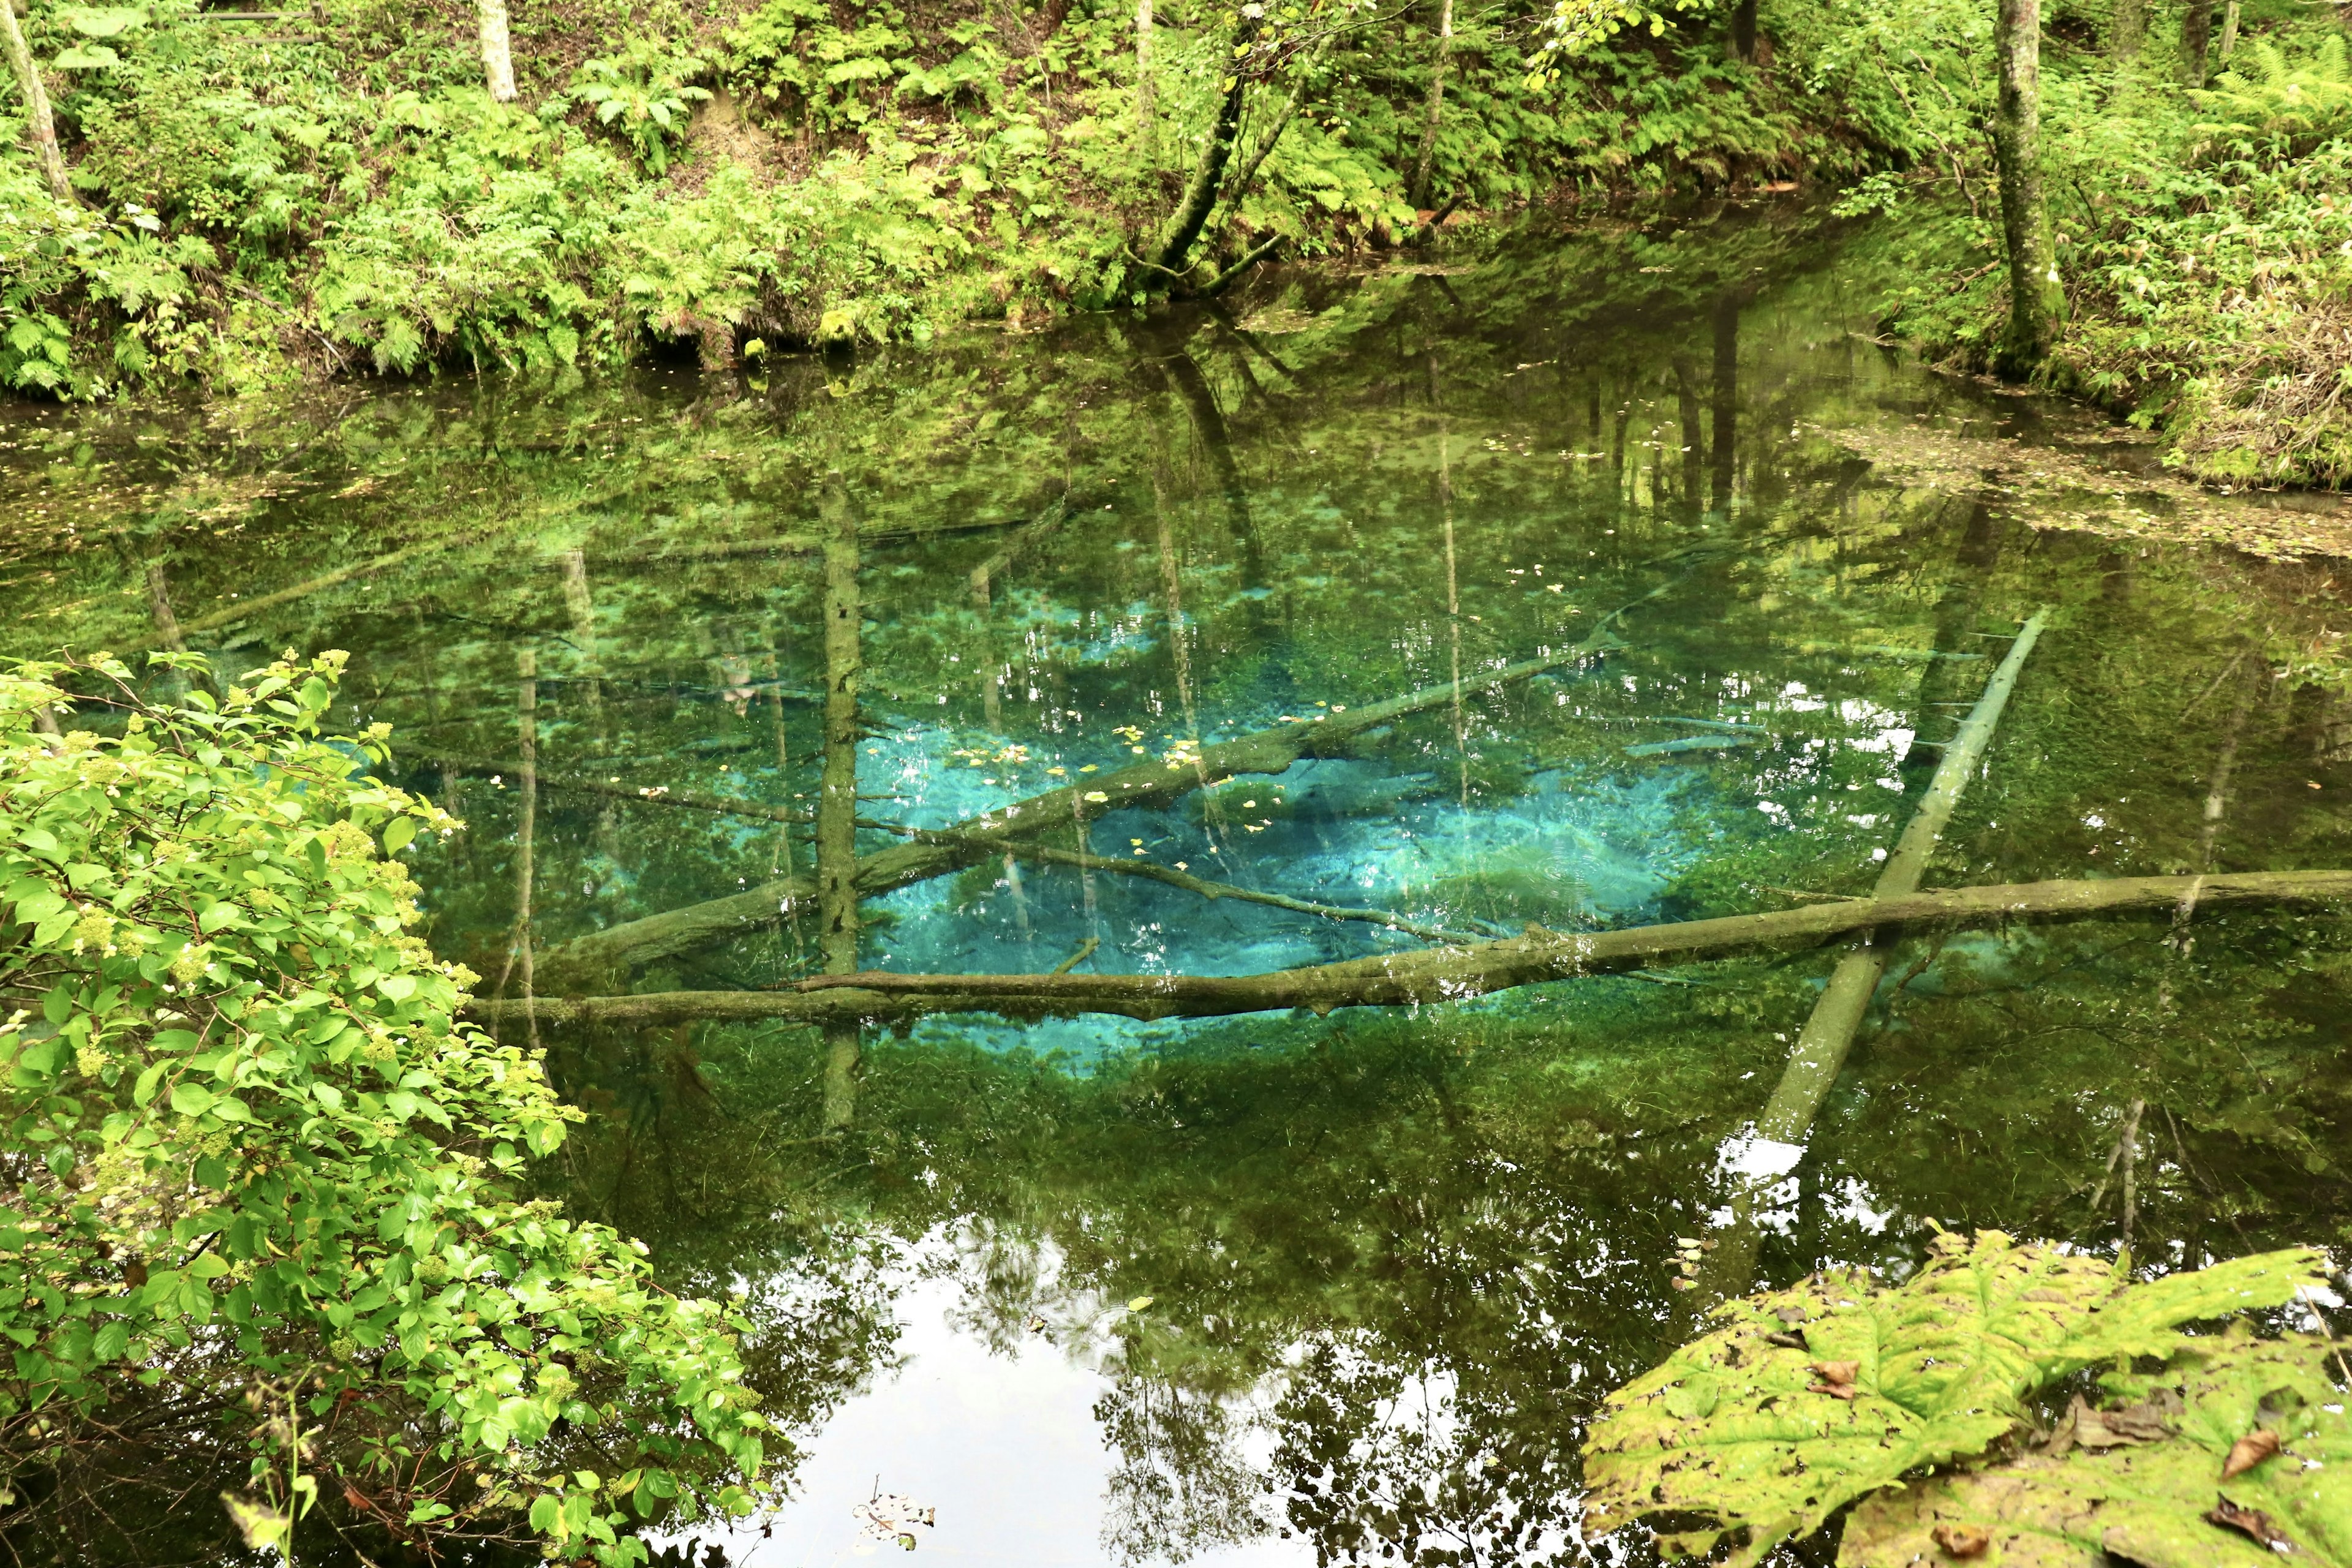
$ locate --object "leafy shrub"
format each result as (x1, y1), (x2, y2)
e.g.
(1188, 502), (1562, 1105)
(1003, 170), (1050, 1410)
(0, 650), (767, 1564)
(572, 39), (712, 175)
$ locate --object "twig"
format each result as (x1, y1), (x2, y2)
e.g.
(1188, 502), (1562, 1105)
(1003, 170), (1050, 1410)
(875, 822), (1481, 943)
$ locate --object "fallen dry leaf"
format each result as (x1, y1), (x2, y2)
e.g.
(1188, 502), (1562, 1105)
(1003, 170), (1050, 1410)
(2206, 1497), (2293, 1549)
(1931, 1521), (1990, 1558)
(1808, 1360), (1860, 1386)
(2222, 1428), (2282, 1479)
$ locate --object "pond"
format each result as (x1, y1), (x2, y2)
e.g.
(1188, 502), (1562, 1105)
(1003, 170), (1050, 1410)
(8, 200), (2352, 1566)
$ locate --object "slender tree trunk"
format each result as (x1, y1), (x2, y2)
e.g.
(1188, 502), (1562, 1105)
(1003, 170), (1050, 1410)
(2217, 0), (2241, 62)
(1731, 0), (1758, 61)
(1216, 41), (1325, 230)
(478, 0), (518, 103)
(2110, 0), (2144, 59)
(2181, 0), (2216, 84)
(1991, 0), (2063, 378)
(818, 479), (863, 1132)
(0, 0), (70, 202)
(1408, 0), (1453, 210)
(1150, 29), (1254, 278)
(1751, 611), (2048, 1147)
(1134, 0), (1155, 164)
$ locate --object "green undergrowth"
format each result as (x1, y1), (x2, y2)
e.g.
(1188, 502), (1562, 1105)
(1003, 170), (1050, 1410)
(1, 0), (1921, 399)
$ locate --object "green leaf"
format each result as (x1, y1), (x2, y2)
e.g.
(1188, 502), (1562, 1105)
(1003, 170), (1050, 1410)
(382, 816), (416, 853)
(50, 43), (122, 69)
(1841, 1329), (2352, 1567)
(170, 1081), (217, 1118)
(58, 6), (146, 35)
(1583, 1234), (2323, 1565)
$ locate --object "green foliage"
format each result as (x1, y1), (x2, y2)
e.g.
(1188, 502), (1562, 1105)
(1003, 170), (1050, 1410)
(572, 39), (712, 174)
(2193, 36), (2352, 162)
(1583, 1231), (2323, 1565)
(0, 651), (767, 1562)
(1842, 1329), (2352, 1566)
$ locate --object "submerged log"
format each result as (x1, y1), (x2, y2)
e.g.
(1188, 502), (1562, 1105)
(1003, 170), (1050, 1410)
(475, 870), (2352, 1031)
(1753, 609), (2048, 1143)
(532, 606), (1645, 986)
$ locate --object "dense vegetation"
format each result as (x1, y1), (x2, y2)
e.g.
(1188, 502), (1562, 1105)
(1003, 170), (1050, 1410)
(7, 0), (2352, 478)
(0, 654), (769, 1564)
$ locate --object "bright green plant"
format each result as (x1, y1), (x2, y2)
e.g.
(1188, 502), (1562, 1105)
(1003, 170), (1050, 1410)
(0, 651), (767, 1563)
(2193, 36), (2352, 160)
(574, 40), (712, 174)
(1843, 1327), (2352, 1565)
(1583, 1230), (2323, 1565)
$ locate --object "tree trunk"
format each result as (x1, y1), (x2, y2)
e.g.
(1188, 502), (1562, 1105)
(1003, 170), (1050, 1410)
(1134, 0), (1155, 164)
(0, 0), (70, 202)
(478, 869), (2352, 1031)
(2181, 0), (2216, 85)
(478, 0), (518, 103)
(1215, 40), (1326, 233)
(1711, 290), (1741, 514)
(1731, 0), (1758, 61)
(2217, 0), (2241, 63)
(2111, 0), (2144, 58)
(1150, 30), (1253, 278)
(1991, 0), (2062, 378)
(1408, 0), (1453, 210)
(818, 478), (863, 1131)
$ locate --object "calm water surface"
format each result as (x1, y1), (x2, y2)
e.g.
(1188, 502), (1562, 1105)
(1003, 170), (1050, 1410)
(9, 204), (2352, 1566)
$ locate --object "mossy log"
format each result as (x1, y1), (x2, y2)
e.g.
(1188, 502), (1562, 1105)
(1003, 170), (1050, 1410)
(478, 870), (2352, 1031)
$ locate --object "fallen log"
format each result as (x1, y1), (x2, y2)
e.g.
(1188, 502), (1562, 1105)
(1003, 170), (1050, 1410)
(1754, 609), (2047, 1142)
(475, 870), (2352, 1030)
(532, 606), (1644, 987)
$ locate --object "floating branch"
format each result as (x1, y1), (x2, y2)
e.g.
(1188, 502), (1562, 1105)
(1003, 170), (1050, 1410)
(476, 870), (2352, 1030)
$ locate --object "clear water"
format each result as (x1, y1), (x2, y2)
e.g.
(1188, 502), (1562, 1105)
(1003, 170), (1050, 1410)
(10, 204), (2352, 1566)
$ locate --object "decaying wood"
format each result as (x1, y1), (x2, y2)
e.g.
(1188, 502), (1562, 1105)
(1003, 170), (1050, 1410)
(1754, 610), (2048, 1142)
(474, 870), (2352, 1031)
(532, 608), (1644, 987)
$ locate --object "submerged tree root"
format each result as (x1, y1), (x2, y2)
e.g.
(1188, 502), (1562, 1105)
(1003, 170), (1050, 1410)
(475, 870), (2352, 1030)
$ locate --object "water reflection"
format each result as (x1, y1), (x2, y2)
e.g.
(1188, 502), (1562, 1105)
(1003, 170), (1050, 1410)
(7, 204), (2352, 1566)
